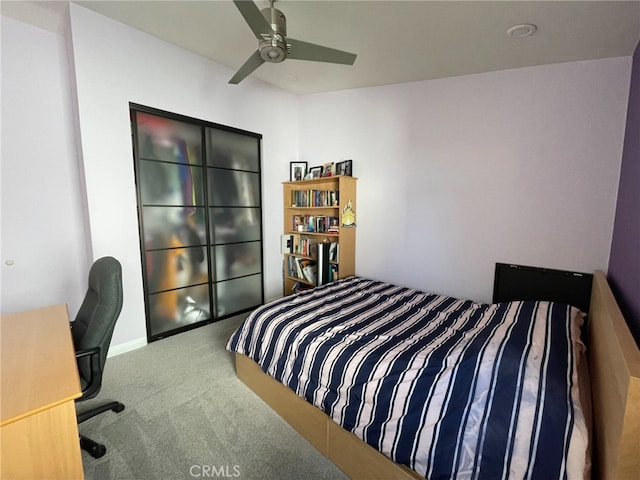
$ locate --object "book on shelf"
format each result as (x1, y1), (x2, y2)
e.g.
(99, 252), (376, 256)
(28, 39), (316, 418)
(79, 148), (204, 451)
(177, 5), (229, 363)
(327, 217), (339, 234)
(297, 258), (317, 284)
(291, 234), (317, 257)
(291, 189), (339, 207)
(286, 256), (301, 279)
(293, 215), (305, 232)
(329, 242), (338, 262)
(291, 215), (341, 234)
(329, 264), (338, 282)
(302, 263), (317, 284)
(294, 257), (304, 278)
(287, 256), (317, 285)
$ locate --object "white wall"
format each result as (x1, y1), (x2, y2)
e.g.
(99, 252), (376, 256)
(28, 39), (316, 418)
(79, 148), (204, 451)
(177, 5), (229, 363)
(67, 4), (298, 351)
(1, 16), (89, 316)
(299, 58), (631, 303)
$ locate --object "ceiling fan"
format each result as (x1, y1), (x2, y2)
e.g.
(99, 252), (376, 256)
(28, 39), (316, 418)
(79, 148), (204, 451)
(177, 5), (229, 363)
(229, 0), (357, 84)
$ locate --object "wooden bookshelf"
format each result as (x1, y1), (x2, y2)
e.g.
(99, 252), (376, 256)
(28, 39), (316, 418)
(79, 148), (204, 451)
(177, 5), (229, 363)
(282, 176), (357, 295)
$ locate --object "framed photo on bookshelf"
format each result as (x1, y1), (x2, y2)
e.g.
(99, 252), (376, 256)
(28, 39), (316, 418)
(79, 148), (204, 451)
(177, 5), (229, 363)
(322, 162), (334, 177)
(336, 159), (353, 176)
(290, 161), (307, 181)
(309, 166), (323, 178)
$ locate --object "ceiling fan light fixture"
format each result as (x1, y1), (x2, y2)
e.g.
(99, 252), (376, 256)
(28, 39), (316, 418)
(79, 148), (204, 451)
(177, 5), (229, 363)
(507, 23), (537, 38)
(259, 36), (287, 63)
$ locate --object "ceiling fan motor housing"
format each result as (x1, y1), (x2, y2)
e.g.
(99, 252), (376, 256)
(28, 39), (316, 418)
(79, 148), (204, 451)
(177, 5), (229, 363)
(259, 7), (288, 63)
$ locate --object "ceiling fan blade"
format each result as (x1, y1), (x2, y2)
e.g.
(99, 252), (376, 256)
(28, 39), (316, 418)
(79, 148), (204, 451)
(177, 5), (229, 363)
(229, 50), (265, 84)
(232, 0), (273, 40)
(286, 38), (357, 65)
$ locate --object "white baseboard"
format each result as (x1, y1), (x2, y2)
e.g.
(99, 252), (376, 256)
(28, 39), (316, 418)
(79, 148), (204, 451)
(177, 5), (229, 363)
(108, 337), (147, 357)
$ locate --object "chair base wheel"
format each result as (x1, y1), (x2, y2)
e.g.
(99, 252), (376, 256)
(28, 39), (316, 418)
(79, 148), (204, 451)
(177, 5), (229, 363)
(80, 435), (106, 458)
(77, 400), (124, 458)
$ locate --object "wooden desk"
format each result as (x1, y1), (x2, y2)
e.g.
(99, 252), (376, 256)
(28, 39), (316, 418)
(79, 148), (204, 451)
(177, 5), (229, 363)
(1, 304), (84, 479)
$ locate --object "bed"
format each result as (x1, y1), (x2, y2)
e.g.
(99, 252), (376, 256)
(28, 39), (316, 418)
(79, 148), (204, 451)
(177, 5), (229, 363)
(226, 270), (640, 479)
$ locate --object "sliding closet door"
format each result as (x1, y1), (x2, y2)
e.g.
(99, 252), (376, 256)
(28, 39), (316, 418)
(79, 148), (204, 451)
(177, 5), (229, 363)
(131, 106), (263, 341)
(206, 128), (263, 317)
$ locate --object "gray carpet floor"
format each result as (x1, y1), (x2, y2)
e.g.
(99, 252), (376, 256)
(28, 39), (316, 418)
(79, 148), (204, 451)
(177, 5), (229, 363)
(78, 314), (348, 480)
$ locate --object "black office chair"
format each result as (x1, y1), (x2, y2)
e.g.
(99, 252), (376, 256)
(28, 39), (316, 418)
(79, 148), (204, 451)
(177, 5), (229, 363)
(72, 256), (125, 459)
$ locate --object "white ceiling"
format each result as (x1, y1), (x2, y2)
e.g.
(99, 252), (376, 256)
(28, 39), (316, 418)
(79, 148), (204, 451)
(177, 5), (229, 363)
(3, 1), (640, 95)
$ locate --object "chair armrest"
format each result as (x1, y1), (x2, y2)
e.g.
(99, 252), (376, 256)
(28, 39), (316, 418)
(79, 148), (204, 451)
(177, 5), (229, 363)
(75, 346), (103, 398)
(75, 346), (100, 358)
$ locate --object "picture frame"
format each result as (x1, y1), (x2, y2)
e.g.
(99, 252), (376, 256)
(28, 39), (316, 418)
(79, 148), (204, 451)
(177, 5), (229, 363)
(290, 161), (307, 181)
(309, 166), (323, 178)
(322, 162), (334, 177)
(336, 159), (353, 177)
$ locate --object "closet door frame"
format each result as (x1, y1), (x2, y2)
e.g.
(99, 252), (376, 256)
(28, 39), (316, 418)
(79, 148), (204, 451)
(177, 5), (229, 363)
(130, 103), (264, 342)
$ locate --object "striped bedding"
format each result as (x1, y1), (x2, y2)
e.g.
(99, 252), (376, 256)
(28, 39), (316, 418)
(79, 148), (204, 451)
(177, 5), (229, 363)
(227, 277), (588, 479)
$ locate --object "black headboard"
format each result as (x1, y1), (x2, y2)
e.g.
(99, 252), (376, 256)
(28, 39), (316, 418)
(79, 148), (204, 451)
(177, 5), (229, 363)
(492, 263), (593, 313)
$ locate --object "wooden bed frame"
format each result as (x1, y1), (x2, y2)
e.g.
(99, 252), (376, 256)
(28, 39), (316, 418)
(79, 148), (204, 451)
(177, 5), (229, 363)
(235, 270), (640, 479)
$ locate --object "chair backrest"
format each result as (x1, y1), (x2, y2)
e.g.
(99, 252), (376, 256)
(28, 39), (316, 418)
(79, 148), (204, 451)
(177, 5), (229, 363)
(72, 256), (123, 385)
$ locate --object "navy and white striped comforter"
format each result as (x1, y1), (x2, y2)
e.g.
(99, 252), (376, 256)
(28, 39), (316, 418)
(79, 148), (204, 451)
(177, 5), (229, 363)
(227, 277), (588, 479)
